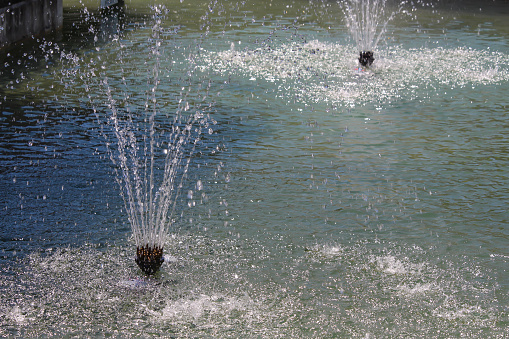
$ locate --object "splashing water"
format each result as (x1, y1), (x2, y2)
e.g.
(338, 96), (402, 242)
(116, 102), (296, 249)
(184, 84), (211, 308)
(101, 6), (210, 274)
(201, 40), (509, 106)
(1, 0), (509, 336)
(340, 0), (406, 65)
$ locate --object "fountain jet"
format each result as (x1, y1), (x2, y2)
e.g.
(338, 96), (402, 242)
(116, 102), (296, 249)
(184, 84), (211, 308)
(340, 0), (405, 68)
(100, 6), (210, 276)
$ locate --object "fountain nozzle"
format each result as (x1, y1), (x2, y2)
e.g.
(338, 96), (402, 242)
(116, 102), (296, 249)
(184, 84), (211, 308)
(359, 51), (374, 67)
(135, 245), (164, 275)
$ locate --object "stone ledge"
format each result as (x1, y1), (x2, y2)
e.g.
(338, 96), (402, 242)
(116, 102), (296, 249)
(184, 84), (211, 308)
(0, 0), (62, 48)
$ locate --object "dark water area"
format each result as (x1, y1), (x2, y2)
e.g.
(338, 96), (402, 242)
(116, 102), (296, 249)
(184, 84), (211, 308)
(0, 98), (123, 251)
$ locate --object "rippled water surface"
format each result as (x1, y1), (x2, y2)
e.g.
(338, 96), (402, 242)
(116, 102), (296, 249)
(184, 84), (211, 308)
(1, 0), (508, 336)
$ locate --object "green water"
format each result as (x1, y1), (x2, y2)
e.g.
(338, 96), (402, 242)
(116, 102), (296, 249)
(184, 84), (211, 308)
(0, 0), (508, 337)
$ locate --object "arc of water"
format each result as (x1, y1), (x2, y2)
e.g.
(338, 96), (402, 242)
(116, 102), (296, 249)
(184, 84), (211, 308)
(340, 0), (405, 53)
(102, 76), (204, 250)
(103, 82), (144, 246)
(89, 4), (213, 275)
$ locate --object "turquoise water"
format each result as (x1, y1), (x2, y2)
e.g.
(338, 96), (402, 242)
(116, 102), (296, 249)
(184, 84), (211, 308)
(1, 0), (508, 336)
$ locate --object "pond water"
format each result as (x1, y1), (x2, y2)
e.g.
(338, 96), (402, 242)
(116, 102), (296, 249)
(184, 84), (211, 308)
(1, 0), (508, 336)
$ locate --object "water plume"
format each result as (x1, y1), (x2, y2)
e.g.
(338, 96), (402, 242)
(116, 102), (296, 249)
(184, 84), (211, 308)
(103, 77), (205, 274)
(340, 0), (405, 66)
(101, 6), (210, 275)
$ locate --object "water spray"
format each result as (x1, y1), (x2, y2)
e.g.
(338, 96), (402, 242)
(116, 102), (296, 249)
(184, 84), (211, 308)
(99, 5), (210, 276)
(340, 0), (405, 68)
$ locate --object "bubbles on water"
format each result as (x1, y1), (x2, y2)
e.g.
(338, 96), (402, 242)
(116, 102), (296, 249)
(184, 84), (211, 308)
(201, 40), (509, 106)
(395, 282), (433, 297)
(303, 239), (503, 336)
(118, 278), (150, 289)
(0, 226), (506, 337)
(154, 292), (259, 327)
(373, 254), (425, 275)
(5, 306), (26, 325)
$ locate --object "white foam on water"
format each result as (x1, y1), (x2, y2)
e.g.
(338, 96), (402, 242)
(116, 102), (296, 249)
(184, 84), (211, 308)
(319, 243), (345, 257)
(373, 254), (425, 275)
(432, 305), (486, 320)
(395, 282), (434, 296)
(490, 253), (509, 260)
(153, 292), (259, 325)
(304, 239), (502, 334)
(201, 40), (509, 106)
(322, 245), (344, 257)
(305, 243), (346, 261)
(118, 278), (150, 289)
(163, 254), (179, 263)
(6, 306), (26, 324)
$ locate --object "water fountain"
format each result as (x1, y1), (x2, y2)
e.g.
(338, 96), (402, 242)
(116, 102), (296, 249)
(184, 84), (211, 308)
(98, 5), (213, 275)
(340, 0), (404, 67)
(1, 0), (509, 336)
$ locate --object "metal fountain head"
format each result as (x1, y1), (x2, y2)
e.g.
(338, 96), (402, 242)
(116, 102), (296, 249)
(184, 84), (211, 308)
(135, 245), (164, 275)
(359, 51), (374, 67)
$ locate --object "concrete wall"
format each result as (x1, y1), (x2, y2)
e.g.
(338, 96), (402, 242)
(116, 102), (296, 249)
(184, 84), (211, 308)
(0, 0), (63, 48)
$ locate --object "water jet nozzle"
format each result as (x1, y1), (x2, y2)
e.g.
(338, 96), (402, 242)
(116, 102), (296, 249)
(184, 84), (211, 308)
(359, 51), (374, 67)
(135, 245), (164, 275)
